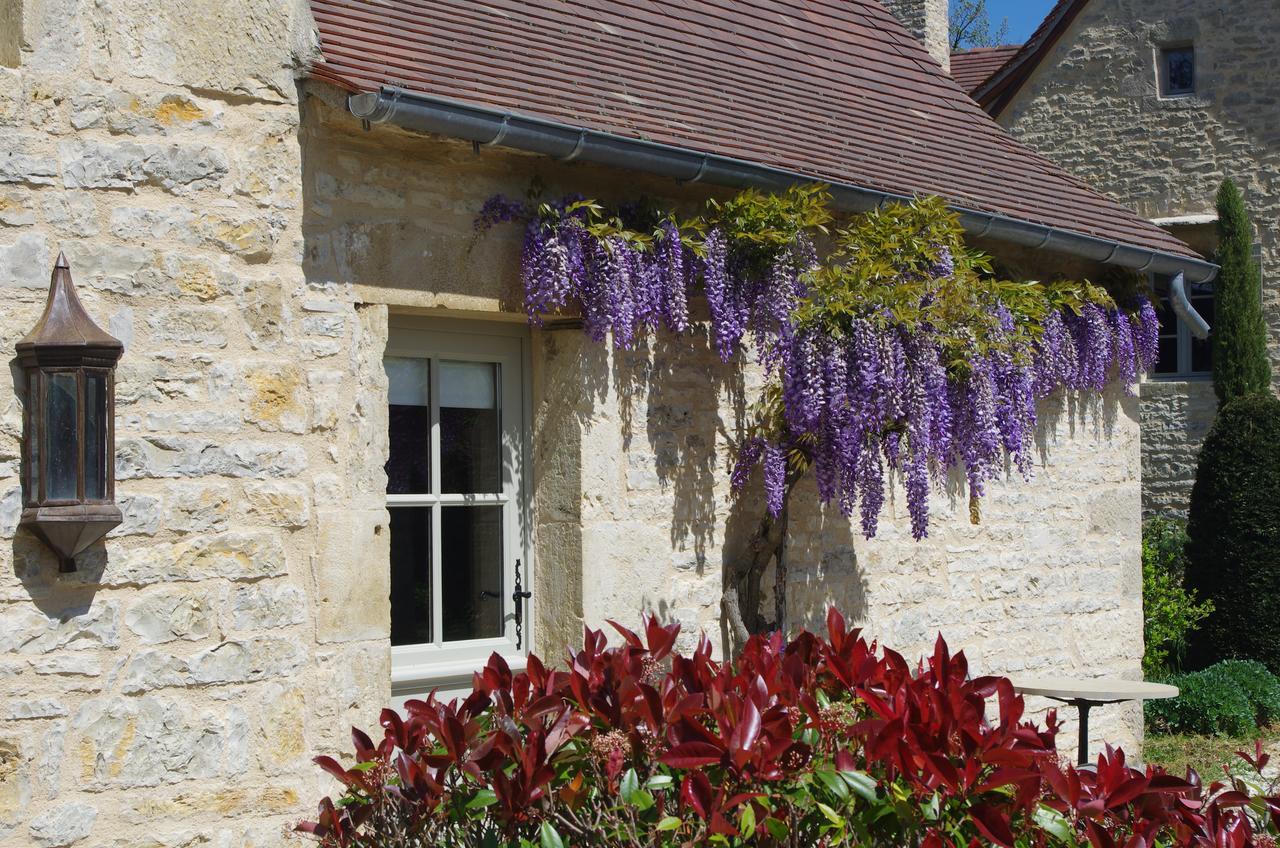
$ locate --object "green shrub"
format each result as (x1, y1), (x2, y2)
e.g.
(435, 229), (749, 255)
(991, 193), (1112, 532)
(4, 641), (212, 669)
(1142, 518), (1212, 676)
(1146, 665), (1256, 737)
(1214, 659), (1280, 727)
(1185, 393), (1280, 672)
(1212, 179), (1271, 405)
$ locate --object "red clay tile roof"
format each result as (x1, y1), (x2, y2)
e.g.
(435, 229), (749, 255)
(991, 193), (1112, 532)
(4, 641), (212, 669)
(307, 0), (1199, 263)
(971, 0), (1089, 115)
(951, 46), (1023, 95)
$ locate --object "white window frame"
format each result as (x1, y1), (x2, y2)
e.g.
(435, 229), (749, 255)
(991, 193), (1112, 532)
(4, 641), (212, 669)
(1150, 273), (1213, 381)
(385, 317), (533, 698)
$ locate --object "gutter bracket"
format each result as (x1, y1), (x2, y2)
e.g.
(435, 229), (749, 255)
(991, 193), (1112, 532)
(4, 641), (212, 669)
(559, 130), (588, 162)
(682, 154), (710, 183)
(484, 115), (512, 147)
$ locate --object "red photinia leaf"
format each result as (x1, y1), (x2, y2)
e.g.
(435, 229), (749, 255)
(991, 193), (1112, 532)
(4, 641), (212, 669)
(643, 613), (680, 659)
(969, 803), (1016, 848)
(662, 742), (724, 769)
(1104, 777), (1153, 810)
(351, 727), (376, 760)
(1212, 791), (1251, 808)
(826, 605), (846, 648)
(313, 755), (353, 784)
(1084, 819), (1118, 848)
(681, 771), (712, 819)
(728, 697), (763, 769)
(607, 619), (645, 650)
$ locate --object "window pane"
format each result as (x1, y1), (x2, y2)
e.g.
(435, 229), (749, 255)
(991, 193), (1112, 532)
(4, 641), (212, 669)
(1156, 337), (1179, 374)
(1191, 294), (1214, 373)
(85, 373), (108, 500)
(44, 372), (78, 501)
(1156, 296), (1178, 338)
(390, 507), (433, 646)
(440, 361), (501, 494)
(1164, 47), (1194, 94)
(386, 357), (430, 495)
(441, 505), (503, 641)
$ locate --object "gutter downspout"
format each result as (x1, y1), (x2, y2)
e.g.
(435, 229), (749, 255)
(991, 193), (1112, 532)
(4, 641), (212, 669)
(348, 86), (1219, 327)
(1169, 271), (1211, 340)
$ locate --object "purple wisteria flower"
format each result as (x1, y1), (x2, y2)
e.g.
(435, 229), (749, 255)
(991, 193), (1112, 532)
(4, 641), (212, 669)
(507, 193), (1164, 540)
(475, 194), (527, 233)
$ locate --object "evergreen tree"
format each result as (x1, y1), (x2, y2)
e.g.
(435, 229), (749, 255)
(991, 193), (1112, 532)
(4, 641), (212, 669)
(1185, 393), (1280, 672)
(1212, 179), (1271, 404)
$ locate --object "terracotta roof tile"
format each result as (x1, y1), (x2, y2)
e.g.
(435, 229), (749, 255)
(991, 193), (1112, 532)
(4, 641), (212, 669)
(951, 45), (1023, 94)
(307, 0), (1199, 262)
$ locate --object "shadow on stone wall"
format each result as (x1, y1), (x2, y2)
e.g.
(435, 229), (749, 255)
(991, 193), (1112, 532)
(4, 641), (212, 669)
(611, 325), (745, 565)
(7, 357), (110, 618)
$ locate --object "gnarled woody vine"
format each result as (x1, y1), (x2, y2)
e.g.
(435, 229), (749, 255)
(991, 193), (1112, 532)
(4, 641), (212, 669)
(476, 187), (1159, 644)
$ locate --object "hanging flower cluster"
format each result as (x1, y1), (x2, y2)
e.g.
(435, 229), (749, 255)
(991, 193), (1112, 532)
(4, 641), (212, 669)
(477, 189), (1160, 540)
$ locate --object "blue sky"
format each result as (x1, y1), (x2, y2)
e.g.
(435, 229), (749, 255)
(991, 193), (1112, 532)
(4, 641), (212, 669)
(983, 0), (1057, 43)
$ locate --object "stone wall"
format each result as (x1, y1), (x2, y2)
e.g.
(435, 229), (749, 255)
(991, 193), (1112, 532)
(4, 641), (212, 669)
(882, 0), (951, 71)
(993, 0), (1280, 515)
(1139, 380), (1217, 517)
(0, 2), (393, 846)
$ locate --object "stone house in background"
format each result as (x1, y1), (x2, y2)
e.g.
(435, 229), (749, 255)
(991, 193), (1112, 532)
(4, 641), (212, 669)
(0, 0), (1217, 844)
(952, 0), (1280, 518)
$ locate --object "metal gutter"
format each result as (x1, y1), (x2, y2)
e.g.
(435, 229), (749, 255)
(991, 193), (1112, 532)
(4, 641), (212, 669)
(348, 85), (1220, 291)
(1169, 271), (1211, 340)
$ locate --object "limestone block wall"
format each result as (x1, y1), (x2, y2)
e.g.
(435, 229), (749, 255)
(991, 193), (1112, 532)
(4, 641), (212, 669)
(0, 2), (393, 847)
(882, 0), (951, 72)
(993, 0), (1280, 514)
(1139, 380), (1217, 517)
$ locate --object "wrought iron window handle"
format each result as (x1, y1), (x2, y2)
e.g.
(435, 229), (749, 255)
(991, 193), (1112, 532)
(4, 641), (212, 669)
(512, 559), (532, 650)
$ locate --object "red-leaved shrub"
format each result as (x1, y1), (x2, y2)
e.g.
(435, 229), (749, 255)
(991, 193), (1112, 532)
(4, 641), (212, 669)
(299, 609), (1280, 847)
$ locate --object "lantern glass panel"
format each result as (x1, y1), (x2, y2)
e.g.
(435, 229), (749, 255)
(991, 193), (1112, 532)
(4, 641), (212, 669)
(25, 372), (38, 504)
(43, 371), (78, 501)
(85, 372), (108, 500)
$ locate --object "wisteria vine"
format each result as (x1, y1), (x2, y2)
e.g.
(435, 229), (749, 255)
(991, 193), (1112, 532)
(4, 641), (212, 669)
(476, 188), (1159, 542)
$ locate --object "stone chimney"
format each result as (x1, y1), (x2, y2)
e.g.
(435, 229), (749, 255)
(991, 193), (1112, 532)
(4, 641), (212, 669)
(882, 0), (951, 73)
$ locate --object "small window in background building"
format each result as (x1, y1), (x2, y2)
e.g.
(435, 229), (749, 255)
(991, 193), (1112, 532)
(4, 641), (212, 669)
(1161, 45), (1195, 96)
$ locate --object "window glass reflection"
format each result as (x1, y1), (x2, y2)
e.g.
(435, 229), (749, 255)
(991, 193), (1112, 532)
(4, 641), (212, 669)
(441, 506), (503, 641)
(386, 358), (430, 495)
(440, 361), (501, 494)
(390, 507), (432, 646)
(44, 373), (77, 501)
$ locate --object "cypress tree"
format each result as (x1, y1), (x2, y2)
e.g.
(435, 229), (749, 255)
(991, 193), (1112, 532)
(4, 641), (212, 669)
(1212, 179), (1271, 404)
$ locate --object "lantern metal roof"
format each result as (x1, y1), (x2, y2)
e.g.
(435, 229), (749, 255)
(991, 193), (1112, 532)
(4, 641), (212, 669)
(16, 252), (123, 368)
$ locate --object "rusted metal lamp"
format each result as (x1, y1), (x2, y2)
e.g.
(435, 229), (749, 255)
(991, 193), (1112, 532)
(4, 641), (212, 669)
(17, 253), (123, 572)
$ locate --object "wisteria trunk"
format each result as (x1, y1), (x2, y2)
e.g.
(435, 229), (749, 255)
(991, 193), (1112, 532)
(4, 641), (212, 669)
(722, 472), (802, 648)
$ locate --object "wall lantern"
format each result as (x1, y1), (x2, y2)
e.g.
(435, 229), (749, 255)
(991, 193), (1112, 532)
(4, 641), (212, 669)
(17, 253), (123, 572)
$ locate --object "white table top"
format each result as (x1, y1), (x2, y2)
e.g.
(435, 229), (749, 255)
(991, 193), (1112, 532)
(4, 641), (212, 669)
(1010, 677), (1179, 702)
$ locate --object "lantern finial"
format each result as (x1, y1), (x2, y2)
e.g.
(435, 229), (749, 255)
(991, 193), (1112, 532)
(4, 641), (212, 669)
(17, 254), (122, 367)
